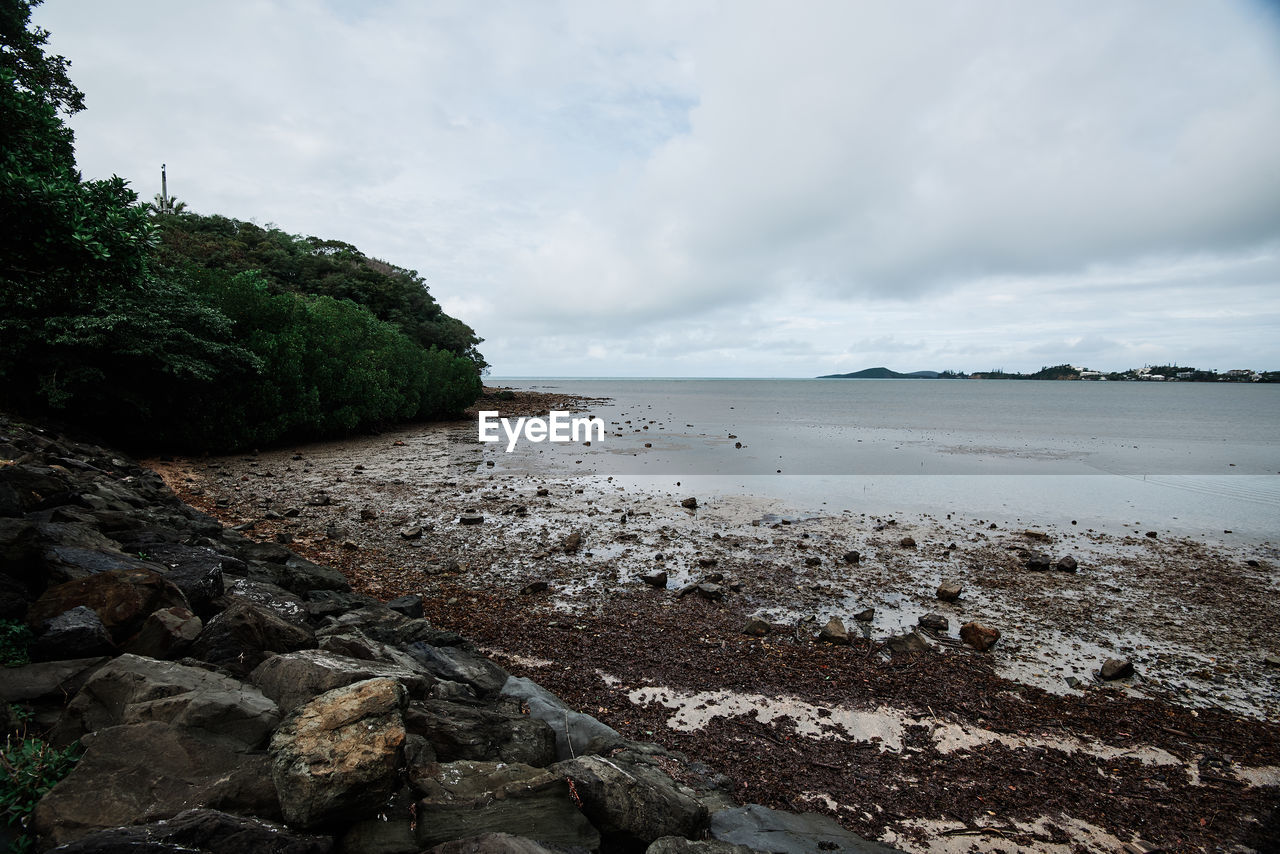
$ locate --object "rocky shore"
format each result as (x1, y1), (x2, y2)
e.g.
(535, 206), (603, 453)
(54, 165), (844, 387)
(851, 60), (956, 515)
(1, 410), (901, 854)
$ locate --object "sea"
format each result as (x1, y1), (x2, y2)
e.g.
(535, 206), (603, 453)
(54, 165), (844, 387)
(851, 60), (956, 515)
(483, 378), (1280, 545)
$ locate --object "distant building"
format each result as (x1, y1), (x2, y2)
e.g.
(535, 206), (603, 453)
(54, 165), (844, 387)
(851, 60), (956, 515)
(1079, 371), (1105, 380)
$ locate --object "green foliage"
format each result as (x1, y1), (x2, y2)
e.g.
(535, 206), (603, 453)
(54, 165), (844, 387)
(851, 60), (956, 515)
(0, 621), (32, 668)
(0, 733), (81, 851)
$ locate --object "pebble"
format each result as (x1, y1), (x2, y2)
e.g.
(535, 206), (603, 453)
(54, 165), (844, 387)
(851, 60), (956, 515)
(936, 580), (963, 601)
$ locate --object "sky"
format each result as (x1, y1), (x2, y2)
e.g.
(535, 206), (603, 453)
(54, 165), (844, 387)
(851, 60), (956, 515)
(35, 0), (1280, 377)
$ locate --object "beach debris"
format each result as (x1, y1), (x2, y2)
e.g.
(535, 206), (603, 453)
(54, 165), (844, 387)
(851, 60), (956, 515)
(959, 621), (1000, 651)
(1025, 551), (1052, 571)
(899, 536), (916, 548)
(842, 550), (860, 564)
(1024, 529), (1049, 541)
(639, 570), (668, 588)
(458, 513), (484, 526)
(884, 631), (931, 654)
(563, 530), (583, 554)
(917, 613), (948, 633)
(681, 497), (698, 509)
(520, 580), (550, 596)
(853, 608), (875, 623)
(1100, 658), (1136, 680)
(742, 617), (771, 637)
(936, 580), (963, 601)
(818, 617), (850, 645)
(1056, 554), (1078, 572)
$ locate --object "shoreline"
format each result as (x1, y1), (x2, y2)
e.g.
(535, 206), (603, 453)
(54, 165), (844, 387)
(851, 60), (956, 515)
(148, 389), (1280, 852)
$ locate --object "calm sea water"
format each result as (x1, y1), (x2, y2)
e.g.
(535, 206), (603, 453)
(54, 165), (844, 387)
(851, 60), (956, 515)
(484, 378), (1280, 543)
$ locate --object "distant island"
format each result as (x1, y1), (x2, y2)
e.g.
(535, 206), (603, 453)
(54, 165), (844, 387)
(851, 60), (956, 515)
(819, 364), (1279, 382)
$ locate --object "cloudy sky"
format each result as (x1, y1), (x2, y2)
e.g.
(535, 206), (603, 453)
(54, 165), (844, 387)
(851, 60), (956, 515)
(37, 0), (1280, 377)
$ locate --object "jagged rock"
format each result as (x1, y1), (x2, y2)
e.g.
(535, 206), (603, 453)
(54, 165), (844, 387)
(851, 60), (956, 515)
(386, 594), (424, 618)
(1056, 554), (1078, 572)
(1023, 530), (1050, 542)
(681, 498), (698, 509)
(500, 676), (620, 761)
(899, 537), (916, 549)
(640, 570), (668, 588)
(44, 808), (333, 854)
(429, 833), (561, 854)
(405, 643), (509, 699)
(917, 613), (949, 633)
(304, 590), (383, 621)
(710, 804), (904, 854)
(278, 555), (351, 595)
(413, 761), (600, 851)
(123, 606), (202, 659)
(339, 818), (417, 854)
(936, 580), (963, 601)
(405, 698), (556, 766)
(0, 658), (109, 711)
(842, 550), (860, 564)
(27, 567), (190, 645)
(694, 582), (726, 602)
(271, 678), (408, 829)
(32, 722), (279, 848)
(459, 513), (484, 526)
(29, 605), (115, 661)
(959, 621), (1001, 652)
(1025, 552), (1052, 571)
(817, 617), (849, 645)
(562, 531), (583, 553)
(400, 525), (423, 540)
(742, 617), (770, 637)
(139, 543), (227, 615)
(519, 581), (549, 596)
(647, 837), (758, 854)
(853, 608), (875, 623)
(51, 653), (280, 750)
(884, 631), (931, 654)
(1100, 658), (1135, 680)
(552, 753), (708, 846)
(190, 600), (316, 676)
(250, 649), (432, 713)
(804, 556), (821, 567)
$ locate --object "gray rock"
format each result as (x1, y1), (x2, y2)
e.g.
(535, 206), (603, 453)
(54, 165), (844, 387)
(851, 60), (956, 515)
(221, 578), (311, 625)
(429, 833), (561, 854)
(647, 837), (759, 854)
(190, 600), (316, 676)
(884, 631), (931, 654)
(340, 818), (417, 854)
(271, 678), (408, 829)
(917, 613), (949, 633)
(710, 804), (904, 854)
(640, 570), (668, 588)
(32, 722), (279, 849)
(122, 606), (202, 659)
(0, 657), (109, 705)
(45, 808), (333, 854)
(405, 698), (556, 766)
(30, 606), (115, 661)
(386, 594), (424, 619)
(278, 555), (351, 595)
(500, 676), (621, 761)
(51, 653), (281, 750)
(27, 566), (190, 645)
(1056, 554), (1078, 572)
(853, 608), (875, 623)
(1100, 658), (1135, 680)
(140, 543), (227, 616)
(552, 753), (708, 846)
(935, 580), (963, 601)
(742, 617), (770, 637)
(304, 590), (383, 621)
(405, 643), (508, 699)
(1025, 552), (1052, 571)
(842, 551), (860, 564)
(414, 761), (600, 851)
(817, 617), (849, 645)
(459, 513), (484, 526)
(695, 582), (727, 602)
(250, 649), (434, 713)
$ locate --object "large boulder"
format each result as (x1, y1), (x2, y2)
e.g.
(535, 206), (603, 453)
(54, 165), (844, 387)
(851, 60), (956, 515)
(405, 643), (509, 699)
(123, 606), (203, 659)
(51, 653), (280, 750)
(43, 808), (333, 853)
(250, 649), (434, 713)
(0, 657), (109, 730)
(27, 567), (190, 644)
(190, 600), (316, 676)
(500, 676), (621, 760)
(139, 543), (228, 616)
(404, 698), (556, 766)
(647, 838), (758, 854)
(710, 805), (904, 854)
(270, 677), (407, 829)
(429, 833), (564, 854)
(31, 722), (279, 848)
(413, 761), (600, 851)
(28, 605), (116, 661)
(551, 753), (708, 846)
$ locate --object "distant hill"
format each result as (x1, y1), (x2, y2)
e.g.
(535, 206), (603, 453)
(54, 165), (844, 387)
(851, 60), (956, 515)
(819, 367), (940, 379)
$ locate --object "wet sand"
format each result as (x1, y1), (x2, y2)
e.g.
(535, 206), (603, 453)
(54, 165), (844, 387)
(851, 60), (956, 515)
(149, 389), (1280, 852)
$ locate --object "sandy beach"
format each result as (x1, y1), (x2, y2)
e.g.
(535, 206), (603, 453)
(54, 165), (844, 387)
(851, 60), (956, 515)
(149, 388), (1280, 853)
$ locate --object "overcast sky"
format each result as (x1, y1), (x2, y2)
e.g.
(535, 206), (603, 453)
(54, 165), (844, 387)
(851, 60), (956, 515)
(37, 0), (1280, 377)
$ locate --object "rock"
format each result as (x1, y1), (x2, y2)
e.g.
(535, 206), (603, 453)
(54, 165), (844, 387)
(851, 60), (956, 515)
(139, 543), (227, 616)
(386, 594), (424, 619)
(742, 617), (770, 637)
(429, 832), (561, 854)
(29, 606), (115, 661)
(1056, 554), (1078, 572)
(680, 498), (698, 509)
(1025, 552), (1052, 571)
(222, 579), (310, 625)
(45, 808), (333, 854)
(500, 676), (620, 761)
(519, 581), (549, 596)
(959, 622), (1000, 652)
(535, 488), (549, 497)
(1265, 654), (1280, 668)
(804, 556), (821, 567)
(1023, 530), (1049, 541)
(305, 590), (383, 621)
(694, 582), (726, 602)
(277, 555), (351, 595)
(640, 570), (668, 588)
(32, 722), (279, 848)
(459, 513), (484, 526)
(123, 606), (202, 659)
(552, 754), (708, 847)
(710, 804), (904, 854)
(250, 649), (433, 714)
(405, 643), (509, 699)
(27, 567), (190, 645)
(817, 617), (849, 645)
(414, 761), (600, 851)
(842, 551), (860, 564)
(884, 631), (931, 654)
(917, 613), (948, 633)
(271, 678), (408, 829)
(1064, 676), (1083, 689)
(1145, 531), (1158, 539)
(51, 653), (281, 750)
(190, 600), (316, 676)
(1100, 658), (1135, 680)
(405, 698), (556, 767)
(339, 819), (416, 853)
(853, 608), (875, 623)
(899, 537), (916, 549)
(562, 531), (583, 554)
(935, 580), (963, 601)
(400, 525), (423, 540)
(647, 838), (758, 854)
